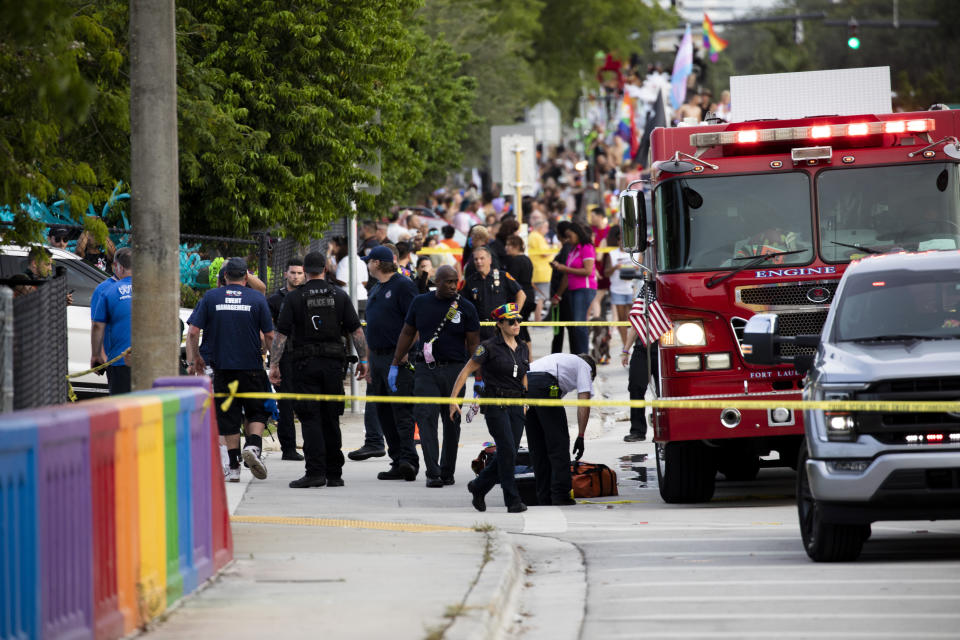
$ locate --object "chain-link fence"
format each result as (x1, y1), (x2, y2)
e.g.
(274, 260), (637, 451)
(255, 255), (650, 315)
(266, 218), (346, 293)
(0, 287), (12, 412)
(8, 267), (68, 409)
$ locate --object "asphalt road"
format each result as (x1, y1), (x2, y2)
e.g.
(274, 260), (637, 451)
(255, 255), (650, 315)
(512, 332), (960, 640)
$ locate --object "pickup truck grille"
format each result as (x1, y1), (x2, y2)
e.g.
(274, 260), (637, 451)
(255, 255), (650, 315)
(855, 377), (960, 439)
(777, 311), (830, 356)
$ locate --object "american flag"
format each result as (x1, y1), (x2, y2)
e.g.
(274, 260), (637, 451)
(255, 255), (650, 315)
(629, 282), (672, 346)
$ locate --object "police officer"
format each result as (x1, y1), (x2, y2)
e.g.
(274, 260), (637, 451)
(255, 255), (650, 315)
(525, 352), (597, 506)
(463, 246), (525, 340)
(269, 251), (367, 488)
(187, 257), (275, 483)
(622, 325), (659, 442)
(392, 265), (480, 487)
(450, 303), (529, 513)
(361, 245), (420, 481)
(267, 256), (306, 461)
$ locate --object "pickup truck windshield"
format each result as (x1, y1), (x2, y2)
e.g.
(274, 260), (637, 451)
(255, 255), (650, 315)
(655, 172), (814, 272)
(818, 163), (960, 262)
(833, 268), (960, 342)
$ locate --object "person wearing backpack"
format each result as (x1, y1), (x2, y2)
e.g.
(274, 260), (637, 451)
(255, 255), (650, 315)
(524, 352), (597, 506)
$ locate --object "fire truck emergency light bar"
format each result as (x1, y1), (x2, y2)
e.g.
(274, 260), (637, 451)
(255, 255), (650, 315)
(690, 119), (935, 148)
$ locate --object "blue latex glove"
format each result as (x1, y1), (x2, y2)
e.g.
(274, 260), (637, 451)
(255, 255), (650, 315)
(388, 365), (399, 392)
(473, 378), (485, 396)
(264, 399), (279, 423)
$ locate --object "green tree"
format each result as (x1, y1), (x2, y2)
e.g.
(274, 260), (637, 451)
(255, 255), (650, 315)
(0, 2), (100, 243)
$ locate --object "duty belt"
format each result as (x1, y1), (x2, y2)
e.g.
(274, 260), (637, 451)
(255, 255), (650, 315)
(483, 387), (525, 399)
(293, 342), (345, 360)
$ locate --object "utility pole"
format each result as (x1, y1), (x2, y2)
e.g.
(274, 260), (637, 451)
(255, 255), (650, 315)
(129, 0), (180, 390)
(513, 145), (525, 228)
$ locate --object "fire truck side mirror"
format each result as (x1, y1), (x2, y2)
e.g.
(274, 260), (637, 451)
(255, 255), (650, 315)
(619, 189), (647, 253)
(741, 313), (781, 365)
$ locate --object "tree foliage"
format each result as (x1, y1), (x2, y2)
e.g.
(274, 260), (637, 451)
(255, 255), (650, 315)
(2, 0), (476, 242)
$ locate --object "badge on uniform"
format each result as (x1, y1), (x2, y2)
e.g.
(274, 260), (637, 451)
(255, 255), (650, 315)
(385, 290), (392, 298)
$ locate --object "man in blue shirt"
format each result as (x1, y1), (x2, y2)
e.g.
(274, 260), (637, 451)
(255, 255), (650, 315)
(392, 265), (480, 487)
(186, 258), (275, 483)
(90, 247), (125, 384)
(360, 246), (421, 481)
(91, 248), (133, 394)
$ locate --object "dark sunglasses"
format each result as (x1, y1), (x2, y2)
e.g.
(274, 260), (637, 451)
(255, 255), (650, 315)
(501, 318), (520, 326)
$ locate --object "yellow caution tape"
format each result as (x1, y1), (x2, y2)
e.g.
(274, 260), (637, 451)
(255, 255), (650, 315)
(417, 246), (618, 256)
(65, 347), (132, 402)
(212, 389), (960, 415)
(358, 320), (630, 327)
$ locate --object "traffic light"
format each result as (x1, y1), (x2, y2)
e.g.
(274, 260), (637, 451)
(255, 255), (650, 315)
(847, 19), (860, 49)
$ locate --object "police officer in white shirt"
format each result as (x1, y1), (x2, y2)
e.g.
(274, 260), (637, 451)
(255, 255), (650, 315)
(525, 352), (597, 506)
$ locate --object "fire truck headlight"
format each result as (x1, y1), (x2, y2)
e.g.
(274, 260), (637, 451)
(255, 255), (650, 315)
(674, 321), (706, 346)
(705, 353), (731, 370)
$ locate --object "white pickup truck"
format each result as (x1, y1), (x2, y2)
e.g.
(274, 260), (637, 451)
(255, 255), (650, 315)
(1, 245), (193, 397)
(744, 250), (960, 561)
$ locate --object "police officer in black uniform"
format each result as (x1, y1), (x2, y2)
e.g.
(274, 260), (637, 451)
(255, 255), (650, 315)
(267, 256), (305, 461)
(392, 265), (480, 487)
(463, 246), (525, 340)
(450, 303), (530, 513)
(269, 251), (367, 488)
(361, 245), (421, 481)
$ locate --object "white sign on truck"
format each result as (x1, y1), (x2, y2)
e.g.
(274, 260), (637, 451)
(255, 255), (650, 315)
(730, 67), (892, 122)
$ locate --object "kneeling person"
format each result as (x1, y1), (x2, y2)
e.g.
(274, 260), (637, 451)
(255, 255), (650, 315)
(525, 353), (596, 506)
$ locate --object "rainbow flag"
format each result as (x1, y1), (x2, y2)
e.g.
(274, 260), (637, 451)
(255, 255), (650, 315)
(702, 13), (728, 62)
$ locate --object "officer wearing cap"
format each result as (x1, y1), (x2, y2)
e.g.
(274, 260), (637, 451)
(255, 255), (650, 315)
(269, 251), (367, 489)
(450, 303), (530, 513)
(463, 246), (525, 340)
(187, 257), (275, 483)
(525, 352), (596, 506)
(392, 264), (480, 487)
(360, 245), (420, 481)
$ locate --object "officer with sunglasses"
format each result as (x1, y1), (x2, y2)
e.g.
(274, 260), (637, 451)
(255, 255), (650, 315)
(450, 303), (529, 513)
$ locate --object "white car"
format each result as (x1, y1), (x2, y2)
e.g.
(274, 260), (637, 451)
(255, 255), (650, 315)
(1, 245), (193, 398)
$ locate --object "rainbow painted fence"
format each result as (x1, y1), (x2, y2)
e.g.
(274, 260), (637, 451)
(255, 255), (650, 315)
(0, 377), (233, 640)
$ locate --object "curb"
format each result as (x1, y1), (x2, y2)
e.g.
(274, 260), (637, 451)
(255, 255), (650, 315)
(447, 529), (525, 640)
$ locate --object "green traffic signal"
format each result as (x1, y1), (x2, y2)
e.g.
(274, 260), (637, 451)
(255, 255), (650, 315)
(847, 36), (860, 49)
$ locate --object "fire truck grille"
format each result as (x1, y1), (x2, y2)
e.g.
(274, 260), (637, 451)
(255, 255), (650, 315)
(777, 311), (829, 356)
(738, 282), (838, 307)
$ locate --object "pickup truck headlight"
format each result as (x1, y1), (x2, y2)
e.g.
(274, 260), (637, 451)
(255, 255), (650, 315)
(825, 411), (857, 441)
(674, 321), (706, 347)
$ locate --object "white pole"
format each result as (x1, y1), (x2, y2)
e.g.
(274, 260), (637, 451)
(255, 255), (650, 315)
(348, 212), (359, 413)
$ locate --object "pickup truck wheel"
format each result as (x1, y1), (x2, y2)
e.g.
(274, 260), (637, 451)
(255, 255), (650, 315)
(796, 443), (868, 562)
(656, 441), (717, 503)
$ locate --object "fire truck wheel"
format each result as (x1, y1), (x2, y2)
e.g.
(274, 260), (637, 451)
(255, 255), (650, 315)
(796, 443), (868, 562)
(656, 441), (717, 503)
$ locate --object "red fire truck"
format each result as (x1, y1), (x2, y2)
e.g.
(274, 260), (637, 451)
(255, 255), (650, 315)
(619, 71), (960, 503)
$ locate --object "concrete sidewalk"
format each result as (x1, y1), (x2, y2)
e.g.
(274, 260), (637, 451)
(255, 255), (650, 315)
(145, 436), (527, 640)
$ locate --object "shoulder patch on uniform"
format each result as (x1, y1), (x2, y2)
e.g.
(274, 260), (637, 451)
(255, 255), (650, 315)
(474, 345), (485, 357)
(504, 271), (516, 281)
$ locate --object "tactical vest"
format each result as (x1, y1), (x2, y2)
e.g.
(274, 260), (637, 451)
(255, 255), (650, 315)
(295, 283), (344, 359)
